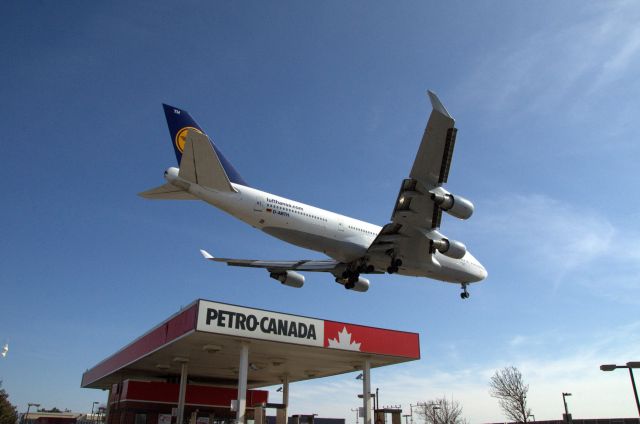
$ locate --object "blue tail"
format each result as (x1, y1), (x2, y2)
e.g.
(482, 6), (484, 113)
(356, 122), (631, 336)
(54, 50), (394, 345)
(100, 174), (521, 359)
(162, 104), (249, 187)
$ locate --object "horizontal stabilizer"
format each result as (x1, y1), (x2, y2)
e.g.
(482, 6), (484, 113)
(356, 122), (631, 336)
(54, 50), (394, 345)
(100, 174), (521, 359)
(139, 183), (197, 200)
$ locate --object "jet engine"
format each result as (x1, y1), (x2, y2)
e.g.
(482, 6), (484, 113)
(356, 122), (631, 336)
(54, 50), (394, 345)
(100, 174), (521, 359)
(335, 276), (370, 292)
(431, 192), (474, 220)
(348, 277), (370, 292)
(431, 238), (467, 259)
(269, 270), (305, 288)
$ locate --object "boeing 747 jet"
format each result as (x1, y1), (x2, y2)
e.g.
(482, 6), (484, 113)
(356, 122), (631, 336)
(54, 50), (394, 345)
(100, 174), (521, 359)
(140, 91), (487, 298)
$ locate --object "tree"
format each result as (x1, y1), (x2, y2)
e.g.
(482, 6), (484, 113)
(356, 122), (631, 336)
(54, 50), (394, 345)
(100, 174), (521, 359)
(0, 381), (18, 424)
(415, 397), (468, 424)
(37, 408), (61, 413)
(489, 366), (531, 423)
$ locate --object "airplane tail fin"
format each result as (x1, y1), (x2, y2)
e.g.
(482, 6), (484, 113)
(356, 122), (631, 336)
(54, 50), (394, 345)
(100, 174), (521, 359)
(162, 104), (249, 187)
(178, 129), (237, 192)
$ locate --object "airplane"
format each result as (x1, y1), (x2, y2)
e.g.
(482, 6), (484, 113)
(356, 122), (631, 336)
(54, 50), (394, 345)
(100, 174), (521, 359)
(140, 91), (487, 299)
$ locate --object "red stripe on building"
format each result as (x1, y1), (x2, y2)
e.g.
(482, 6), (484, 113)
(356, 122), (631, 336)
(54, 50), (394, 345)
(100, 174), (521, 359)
(119, 380), (268, 407)
(81, 304), (198, 387)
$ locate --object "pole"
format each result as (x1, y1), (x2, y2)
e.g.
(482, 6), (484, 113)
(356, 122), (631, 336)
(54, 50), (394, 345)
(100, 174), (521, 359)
(92, 402), (99, 424)
(176, 361), (189, 424)
(351, 408), (359, 424)
(628, 368), (640, 417)
(363, 359), (371, 424)
(282, 375), (290, 424)
(236, 342), (249, 424)
(24, 404), (32, 424)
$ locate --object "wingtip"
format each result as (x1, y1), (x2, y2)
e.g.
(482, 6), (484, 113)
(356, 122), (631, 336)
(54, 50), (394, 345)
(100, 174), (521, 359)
(200, 249), (214, 260)
(427, 90), (452, 119)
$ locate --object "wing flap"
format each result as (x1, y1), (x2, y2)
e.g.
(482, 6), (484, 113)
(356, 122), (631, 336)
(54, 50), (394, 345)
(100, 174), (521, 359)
(438, 128), (457, 184)
(200, 250), (340, 272)
(409, 91), (456, 188)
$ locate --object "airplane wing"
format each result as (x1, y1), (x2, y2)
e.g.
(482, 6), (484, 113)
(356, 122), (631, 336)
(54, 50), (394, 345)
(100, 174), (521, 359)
(200, 250), (340, 272)
(367, 91), (458, 260)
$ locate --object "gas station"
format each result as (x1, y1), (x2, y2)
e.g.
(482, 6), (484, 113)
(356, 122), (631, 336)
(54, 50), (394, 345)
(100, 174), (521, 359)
(81, 299), (420, 424)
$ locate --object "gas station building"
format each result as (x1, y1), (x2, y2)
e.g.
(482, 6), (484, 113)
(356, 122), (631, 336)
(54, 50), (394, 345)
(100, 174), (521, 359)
(81, 299), (420, 424)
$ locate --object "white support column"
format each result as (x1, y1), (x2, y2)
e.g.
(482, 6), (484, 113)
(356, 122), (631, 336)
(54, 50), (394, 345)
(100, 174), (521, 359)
(363, 359), (372, 424)
(236, 342), (250, 424)
(174, 358), (189, 424)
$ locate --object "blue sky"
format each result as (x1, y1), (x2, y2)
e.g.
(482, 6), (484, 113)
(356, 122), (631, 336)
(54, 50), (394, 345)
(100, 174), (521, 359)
(2, 0), (640, 422)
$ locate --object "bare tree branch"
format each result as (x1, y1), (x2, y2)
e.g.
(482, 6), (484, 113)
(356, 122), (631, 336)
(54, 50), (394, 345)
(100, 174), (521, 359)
(415, 397), (468, 424)
(489, 366), (531, 423)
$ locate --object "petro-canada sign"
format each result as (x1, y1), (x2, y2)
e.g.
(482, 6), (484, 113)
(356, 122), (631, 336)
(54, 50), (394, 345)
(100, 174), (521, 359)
(196, 300), (324, 347)
(195, 300), (420, 358)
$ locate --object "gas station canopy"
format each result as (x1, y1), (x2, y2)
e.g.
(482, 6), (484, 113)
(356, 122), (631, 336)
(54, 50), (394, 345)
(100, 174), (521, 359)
(82, 299), (420, 389)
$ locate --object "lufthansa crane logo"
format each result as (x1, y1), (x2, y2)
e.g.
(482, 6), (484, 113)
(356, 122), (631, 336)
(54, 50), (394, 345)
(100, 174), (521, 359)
(175, 127), (204, 153)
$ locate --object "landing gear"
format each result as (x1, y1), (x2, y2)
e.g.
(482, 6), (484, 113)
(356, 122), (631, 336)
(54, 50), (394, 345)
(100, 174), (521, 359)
(387, 258), (402, 274)
(339, 270), (360, 290)
(460, 283), (470, 299)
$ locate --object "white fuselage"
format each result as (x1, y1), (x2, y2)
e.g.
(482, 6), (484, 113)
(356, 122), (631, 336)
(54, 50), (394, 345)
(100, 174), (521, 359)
(166, 167), (486, 285)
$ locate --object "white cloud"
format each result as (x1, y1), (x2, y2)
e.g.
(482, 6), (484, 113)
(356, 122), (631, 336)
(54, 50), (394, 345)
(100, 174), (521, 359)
(456, 1), (640, 120)
(476, 194), (612, 275)
(474, 193), (640, 302)
(283, 321), (640, 423)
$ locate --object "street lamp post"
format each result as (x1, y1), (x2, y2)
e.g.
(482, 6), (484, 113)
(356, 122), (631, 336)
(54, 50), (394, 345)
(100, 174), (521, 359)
(432, 405), (441, 424)
(23, 403), (40, 424)
(409, 403), (422, 424)
(600, 362), (640, 417)
(91, 402), (100, 424)
(351, 408), (360, 424)
(562, 393), (572, 424)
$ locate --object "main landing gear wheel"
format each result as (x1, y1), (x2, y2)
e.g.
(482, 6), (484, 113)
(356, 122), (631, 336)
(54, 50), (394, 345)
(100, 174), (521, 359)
(460, 283), (470, 299)
(339, 271), (359, 289)
(387, 258), (402, 274)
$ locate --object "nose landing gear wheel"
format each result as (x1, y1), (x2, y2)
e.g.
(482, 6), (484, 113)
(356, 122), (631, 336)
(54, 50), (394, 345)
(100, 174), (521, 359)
(460, 283), (470, 299)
